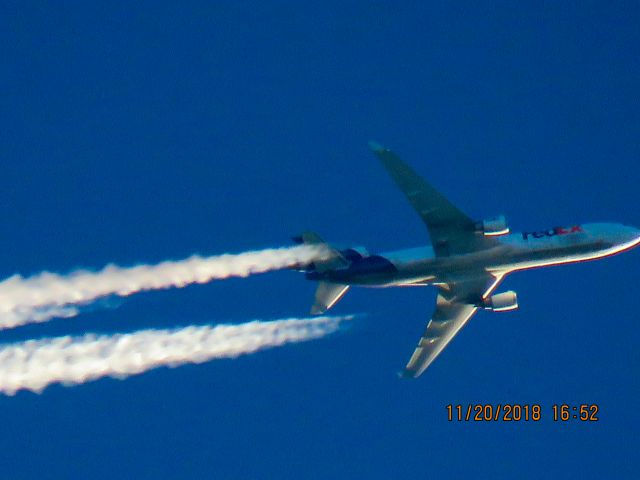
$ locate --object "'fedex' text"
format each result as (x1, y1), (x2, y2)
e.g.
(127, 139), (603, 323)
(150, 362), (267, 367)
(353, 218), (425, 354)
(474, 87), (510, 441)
(522, 225), (583, 240)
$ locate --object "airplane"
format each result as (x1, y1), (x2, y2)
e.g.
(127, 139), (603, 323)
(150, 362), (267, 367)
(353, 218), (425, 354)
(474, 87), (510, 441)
(293, 142), (640, 378)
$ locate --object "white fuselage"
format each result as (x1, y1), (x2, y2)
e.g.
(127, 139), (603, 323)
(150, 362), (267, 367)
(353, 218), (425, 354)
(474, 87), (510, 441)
(318, 223), (640, 287)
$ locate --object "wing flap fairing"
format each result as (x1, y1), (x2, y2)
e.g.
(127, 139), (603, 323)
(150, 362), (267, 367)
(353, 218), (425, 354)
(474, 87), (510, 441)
(402, 273), (505, 377)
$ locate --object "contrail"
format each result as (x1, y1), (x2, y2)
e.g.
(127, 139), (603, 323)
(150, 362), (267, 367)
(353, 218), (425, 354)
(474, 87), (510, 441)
(0, 245), (327, 329)
(0, 315), (350, 395)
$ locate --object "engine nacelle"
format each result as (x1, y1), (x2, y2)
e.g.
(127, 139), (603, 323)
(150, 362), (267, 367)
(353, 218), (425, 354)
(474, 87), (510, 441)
(477, 215), (510, 236)
(340, 246), (369, 261)
(483, 291), (518, 312)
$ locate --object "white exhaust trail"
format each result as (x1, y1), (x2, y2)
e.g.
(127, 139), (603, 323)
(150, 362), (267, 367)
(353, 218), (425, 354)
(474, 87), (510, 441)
(0, 245), (327, 329)
(0, 315), (350, 395)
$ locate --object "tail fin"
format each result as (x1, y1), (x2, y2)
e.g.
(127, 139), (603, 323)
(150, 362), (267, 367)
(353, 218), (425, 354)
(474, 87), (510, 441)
(292, 231), (349, 272)
(311, 282), (350, 315)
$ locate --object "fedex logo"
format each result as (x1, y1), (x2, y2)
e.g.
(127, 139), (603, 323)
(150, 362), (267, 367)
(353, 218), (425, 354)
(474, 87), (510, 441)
(522, 225), (583, 240)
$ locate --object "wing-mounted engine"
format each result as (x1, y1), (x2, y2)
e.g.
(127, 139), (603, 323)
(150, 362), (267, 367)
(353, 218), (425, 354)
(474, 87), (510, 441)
(481, 290), (518, 312)
(476, 215), (510, 236)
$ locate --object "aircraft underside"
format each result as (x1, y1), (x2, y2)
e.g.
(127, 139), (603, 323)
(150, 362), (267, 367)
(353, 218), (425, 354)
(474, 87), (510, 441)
(314, 238), (613, 288)
(298, 142), (640, 377)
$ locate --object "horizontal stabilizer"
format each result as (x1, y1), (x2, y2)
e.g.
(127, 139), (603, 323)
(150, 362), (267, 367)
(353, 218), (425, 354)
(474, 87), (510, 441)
(295, 232), (326, 245)
(293, 231), (349, 272)
(311, 282), (350, 315)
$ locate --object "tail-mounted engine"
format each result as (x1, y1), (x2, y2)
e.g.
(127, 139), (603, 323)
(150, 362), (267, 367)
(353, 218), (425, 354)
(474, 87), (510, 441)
(482, 290), (518, 312)
(476, 215), (510, 236)
(339, 246), (369, 262)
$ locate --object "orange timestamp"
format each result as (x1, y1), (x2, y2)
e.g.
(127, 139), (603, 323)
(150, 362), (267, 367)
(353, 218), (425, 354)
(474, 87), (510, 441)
(551, 404), (599, 422)
(446, 404), (600, 422)
(447, 404), (542, 422)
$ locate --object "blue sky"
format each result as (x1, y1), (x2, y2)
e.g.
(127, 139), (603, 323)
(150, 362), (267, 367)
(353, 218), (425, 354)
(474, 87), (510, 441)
(1, 1), (639, 478)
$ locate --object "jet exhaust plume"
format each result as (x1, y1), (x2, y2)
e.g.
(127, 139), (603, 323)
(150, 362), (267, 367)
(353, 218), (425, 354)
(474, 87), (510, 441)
(0, 315), (351, 395)
(0, 245), (327, 329)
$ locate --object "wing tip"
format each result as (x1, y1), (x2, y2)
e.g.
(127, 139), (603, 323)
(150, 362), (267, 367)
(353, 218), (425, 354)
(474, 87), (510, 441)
(368, 140), (385, 153)
(398, 369), (418, 379)
(310, 305), (326, 315)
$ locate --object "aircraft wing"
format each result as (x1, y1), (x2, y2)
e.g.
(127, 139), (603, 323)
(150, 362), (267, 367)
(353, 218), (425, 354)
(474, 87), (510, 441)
(403, 273), (504, 378)
(369, 142), (498, 256)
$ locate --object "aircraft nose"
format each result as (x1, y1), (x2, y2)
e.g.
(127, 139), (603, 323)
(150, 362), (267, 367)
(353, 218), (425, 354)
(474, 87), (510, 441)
(622, 225), (640, 247)
(626, 225), (640, 236)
